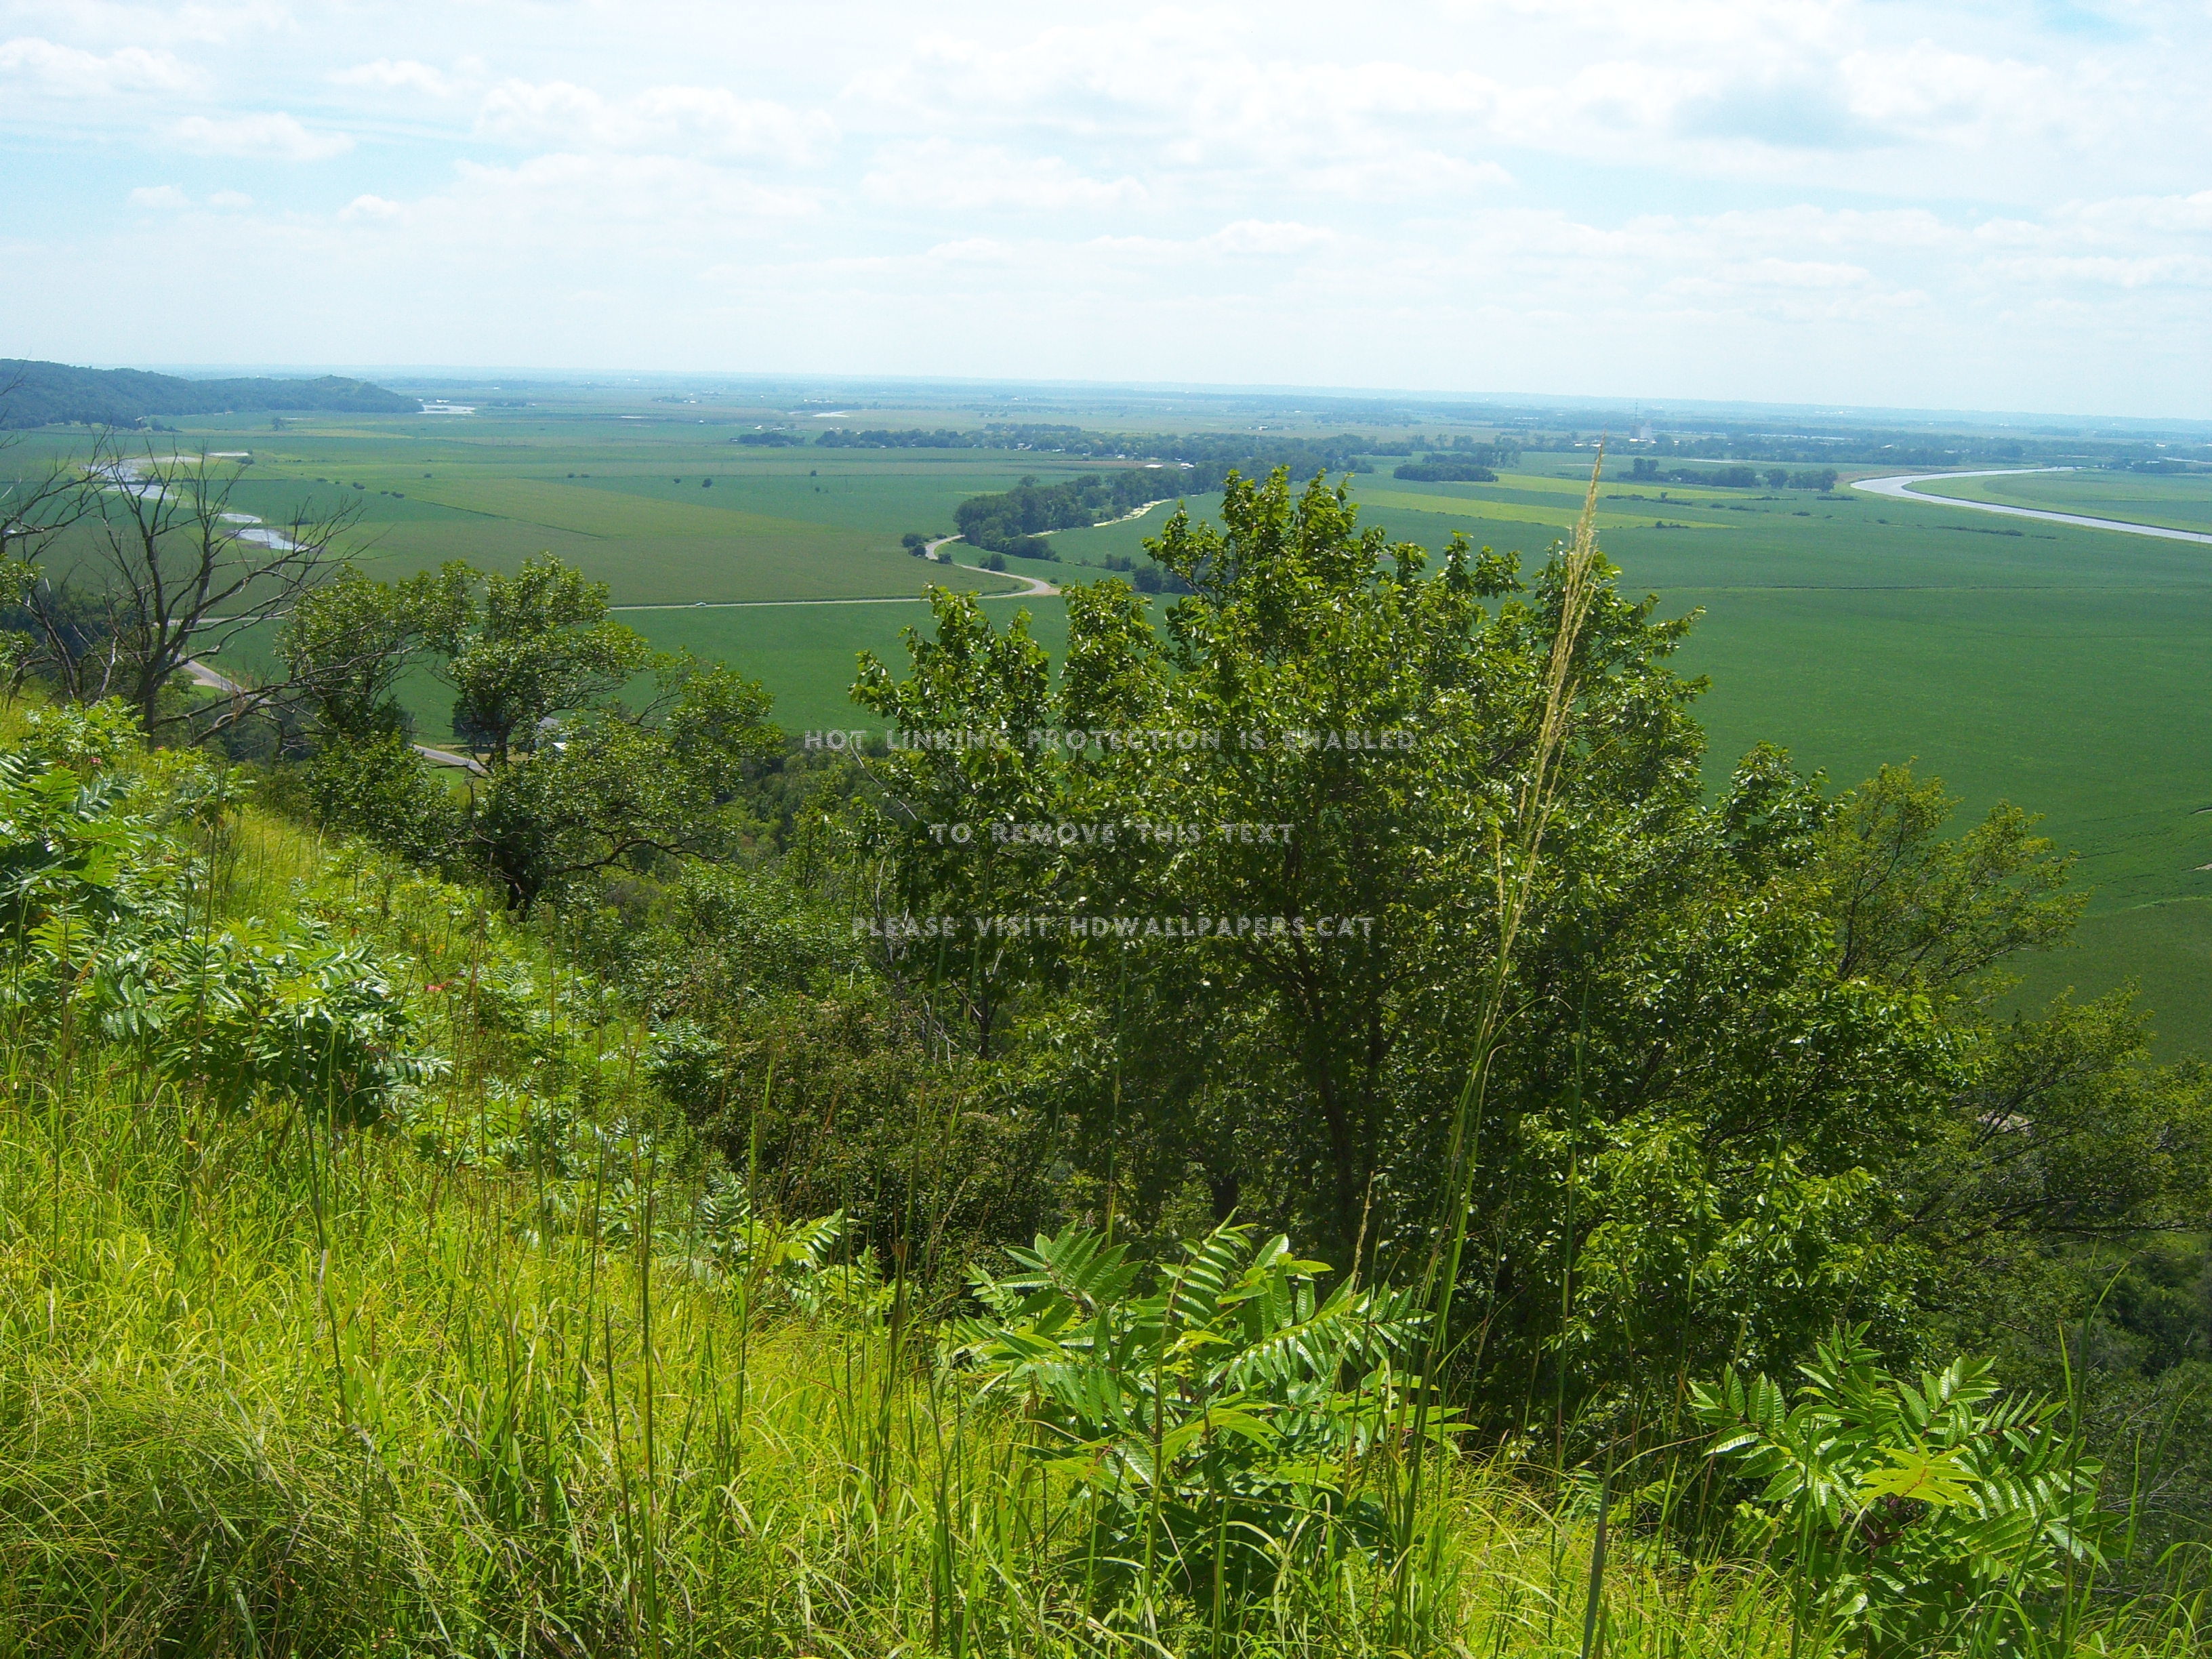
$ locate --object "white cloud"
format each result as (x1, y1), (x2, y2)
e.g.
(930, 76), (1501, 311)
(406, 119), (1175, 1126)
(207, 188), (251, 208)
(1203, 219), (1333, 256)
(862, 140), (1143, 210)
(127, 183), (188, 207)
(167, 111), (353, 159)
(0, 35), (199, 94)
(4, 1), (2208, 415)
(330, 58), (462, 97)
(475, 80), (835, 163)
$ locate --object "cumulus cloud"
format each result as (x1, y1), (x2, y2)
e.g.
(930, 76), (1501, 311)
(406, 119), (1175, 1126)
(862, 140), (1144, 210)
(127, 183), (188, 208)
(167, 111), (354, 160)
(0, 35), (199, 95)
(475, 80), (835, 163)
(331, 58), (462, 97)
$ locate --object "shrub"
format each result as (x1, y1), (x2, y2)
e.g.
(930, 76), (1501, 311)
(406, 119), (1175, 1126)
(1693, 1327), (2103, 1659)
(949, 1221), (1435, 1603)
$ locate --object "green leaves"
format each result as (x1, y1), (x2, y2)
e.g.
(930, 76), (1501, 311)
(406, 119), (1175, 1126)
(1693, 1326), (2104, 1658)
(949, 1219), (1431, 1602)
(445, 556), (651, 763)
(0, 714), (434, 1122)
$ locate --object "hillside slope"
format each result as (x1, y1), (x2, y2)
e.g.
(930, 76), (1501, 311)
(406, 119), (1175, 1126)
(0, 358), (413, 428)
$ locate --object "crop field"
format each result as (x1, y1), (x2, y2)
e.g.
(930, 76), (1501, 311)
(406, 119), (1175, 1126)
(12, 405), (2211, 1051)
(1334, 464), (2212, 1053)
(1908, 467), (2212, 533)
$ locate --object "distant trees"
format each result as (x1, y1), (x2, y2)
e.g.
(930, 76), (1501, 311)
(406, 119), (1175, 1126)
(954, 475), (1131, 556)
(1623, 458), (1837, 491)
(1393, 458), (1497, 483)
(817, 428), (980, 449)
(901, 532), (930, 556)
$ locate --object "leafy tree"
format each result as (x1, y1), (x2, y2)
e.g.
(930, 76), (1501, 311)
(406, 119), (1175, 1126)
(282, 564), (468, 741)
(283, 554), (782, 916)
(846, 464), (2187, 1436)
(431, 556), (649, 764)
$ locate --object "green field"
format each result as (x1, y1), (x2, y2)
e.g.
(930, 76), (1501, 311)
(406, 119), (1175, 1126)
(1908, 468), (2212, 534)
(17, 406), (2212, 1053)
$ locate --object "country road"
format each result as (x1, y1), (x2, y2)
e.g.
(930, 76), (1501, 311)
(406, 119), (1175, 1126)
(182, 659), (487, 774)
(605, 538), (1059, 611)
(1851, 468), (2212, 546)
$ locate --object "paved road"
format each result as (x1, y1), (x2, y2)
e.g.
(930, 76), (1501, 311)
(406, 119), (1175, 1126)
(1851, 468), (2212, 547)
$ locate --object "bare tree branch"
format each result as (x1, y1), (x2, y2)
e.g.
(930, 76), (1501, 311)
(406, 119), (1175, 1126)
(10, 433), (363, 735)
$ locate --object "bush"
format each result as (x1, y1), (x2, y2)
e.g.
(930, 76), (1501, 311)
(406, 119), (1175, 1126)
(951, 1221), (1433, 1602)
(1694, 1327), (2102, 1658)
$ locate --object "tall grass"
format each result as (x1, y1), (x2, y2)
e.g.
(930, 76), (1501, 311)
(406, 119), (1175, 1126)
(0, 1023), (1820, 1657)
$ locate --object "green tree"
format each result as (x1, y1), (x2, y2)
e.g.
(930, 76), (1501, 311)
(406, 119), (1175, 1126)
(282, 563), (470, 740)
(433, 556), (649, 764)
(283, 554), (782, 916)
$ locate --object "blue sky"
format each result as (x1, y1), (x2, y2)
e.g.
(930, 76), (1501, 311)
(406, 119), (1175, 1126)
(1, 1), (2207, 417)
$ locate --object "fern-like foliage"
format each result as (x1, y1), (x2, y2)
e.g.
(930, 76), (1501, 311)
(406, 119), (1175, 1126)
(1692, 1325), (2103, 1658)
(0, 703), (434, 1122)
(949, 1219), (1439, 1604)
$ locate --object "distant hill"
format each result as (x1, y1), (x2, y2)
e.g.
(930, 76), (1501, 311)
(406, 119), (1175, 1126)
(0, 359), (415, 429)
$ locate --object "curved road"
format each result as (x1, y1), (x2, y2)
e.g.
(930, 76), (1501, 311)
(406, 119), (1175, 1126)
(1851, 468), (2212, 547)
(184, 659), (487, 774)
(605, 537), (1057, 613)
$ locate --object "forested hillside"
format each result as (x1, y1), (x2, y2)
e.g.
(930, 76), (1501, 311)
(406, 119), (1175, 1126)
(1, 436), (2208, 1656)
(0, 358), (413, 428)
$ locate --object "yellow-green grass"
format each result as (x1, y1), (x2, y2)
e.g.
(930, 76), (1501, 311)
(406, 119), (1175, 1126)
(1907, 469), (2212, 535)
(0, 1036), (1809, 1658)
(1, 811), (2202, 1656)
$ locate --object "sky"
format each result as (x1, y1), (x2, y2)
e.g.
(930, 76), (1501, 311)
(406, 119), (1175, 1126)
(1, 1), (2207, 418)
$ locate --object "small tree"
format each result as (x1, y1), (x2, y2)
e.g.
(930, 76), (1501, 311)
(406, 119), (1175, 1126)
(287, 554), (782, 915)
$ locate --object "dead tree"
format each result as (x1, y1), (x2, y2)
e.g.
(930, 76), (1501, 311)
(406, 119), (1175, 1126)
(14, 438), (363, 738)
